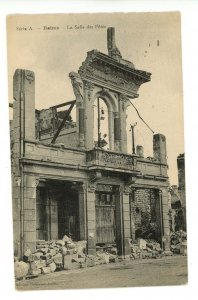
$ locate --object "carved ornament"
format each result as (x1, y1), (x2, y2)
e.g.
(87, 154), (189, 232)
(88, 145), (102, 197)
(69, 72), (84, 102)
(84, 80), (95, 101)
(78, 50), (151, 97)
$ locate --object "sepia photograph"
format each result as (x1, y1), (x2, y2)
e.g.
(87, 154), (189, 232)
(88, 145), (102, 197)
(7, 12), (187, 291)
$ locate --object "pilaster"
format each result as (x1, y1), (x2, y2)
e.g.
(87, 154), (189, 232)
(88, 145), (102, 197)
(86, 183), (96, 255)
(23, 175), (38, 253)
(160, 188), (170, 251)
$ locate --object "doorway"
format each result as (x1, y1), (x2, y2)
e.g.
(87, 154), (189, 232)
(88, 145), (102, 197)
(95, 192), (116, 244)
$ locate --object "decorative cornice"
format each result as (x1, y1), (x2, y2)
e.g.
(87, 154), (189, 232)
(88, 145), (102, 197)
(79, 50), (151, 83)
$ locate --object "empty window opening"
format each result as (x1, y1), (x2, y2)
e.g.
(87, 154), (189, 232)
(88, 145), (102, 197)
(93, 98), (109, 149)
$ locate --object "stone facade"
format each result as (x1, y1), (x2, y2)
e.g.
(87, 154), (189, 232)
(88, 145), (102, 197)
(10, 28), (170, 258)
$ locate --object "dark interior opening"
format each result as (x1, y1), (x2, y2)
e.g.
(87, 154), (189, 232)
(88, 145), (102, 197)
(36, 180), (80, 241)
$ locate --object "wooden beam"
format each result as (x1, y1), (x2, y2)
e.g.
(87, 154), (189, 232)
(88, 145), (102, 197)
(51, 101), (75, 144)
(50, 100), (76, 110)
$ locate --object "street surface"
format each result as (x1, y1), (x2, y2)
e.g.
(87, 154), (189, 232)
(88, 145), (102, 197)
(16, 255), (187, 290)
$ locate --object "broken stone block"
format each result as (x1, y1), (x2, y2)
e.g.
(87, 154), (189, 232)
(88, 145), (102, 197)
(29, 261), (37, 272)
(77, 257), (86, 263)
(31, 269), (40, 276)
(76, 240), (87, 251)
(78, 252), (86, 259)
(27, 254), (35, 262)
(64, 254), (77, 264)
(60, 246), (67, 256)
(109, 247), (117, 255)
(53, 253), (63, 265)
(32, 252), (43, 260)
(42, 267), (51, 274)
(86, 256), (95, 267)
(62, 235), (72, 243)
(14, 261), (29, 279)
(49, 262), (56, 272)
(109, 254), (118, 263)
(24, 248), (31, 257)
(80, 262), (87, 268)
(66, 248), (78, 255)
(49, 249), (57, 257)
(71, 254), (80, 263)
(66, 249), (75, 255)
(46, 258), (53, 265)
(63, 255), (80, 270)
(56, 240), (65, 246)
(40, 247), (49, 254)
(138, 239), (147, 250)
(35, 260), (46, 269)
(164, 250), (173, 256)
(67, 242), (76, 249)
(97, 252), (109, 264)
(40, 253), (52, 260)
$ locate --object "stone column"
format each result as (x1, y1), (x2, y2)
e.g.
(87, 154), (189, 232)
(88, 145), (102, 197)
(115, 186), (131, 258)
(108, 110), (114, 150)
(86, 183), (96, 255)
(114, 112), (121, 151)
(23, 175), (38, 253)
(69, 72), (85, 148)
(78, 184), (87, 241)
(130, 189), (136, 241)
(119, 94), (129, 153)
(160, 188), (170, 251)
(122, 187), (132, 257)
(84, 81), (95, 149)
(153, 134), (167, 164)
(12, 178), (21, 257)
(13, 69), (35, 141)
(48, 188), (58, 240)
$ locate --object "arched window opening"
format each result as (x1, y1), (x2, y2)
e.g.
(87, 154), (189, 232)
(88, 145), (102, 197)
(93, 97), (109, 149)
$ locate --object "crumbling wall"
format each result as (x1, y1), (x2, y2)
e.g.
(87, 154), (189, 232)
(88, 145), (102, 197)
(35, 108), (78, 148)
(130, 188), (161, 242)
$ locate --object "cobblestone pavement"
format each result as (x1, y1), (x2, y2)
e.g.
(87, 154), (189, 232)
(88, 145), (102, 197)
(16, 255), (187, 290)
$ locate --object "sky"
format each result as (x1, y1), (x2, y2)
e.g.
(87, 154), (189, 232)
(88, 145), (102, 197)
(7, 12), (184, 185)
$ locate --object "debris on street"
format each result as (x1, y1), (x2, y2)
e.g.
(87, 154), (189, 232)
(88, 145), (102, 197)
(15, 232), (187, 281)
(170, 230), (187, 255)
(130, 238), (163, 259)
(15, 236), (119, 280)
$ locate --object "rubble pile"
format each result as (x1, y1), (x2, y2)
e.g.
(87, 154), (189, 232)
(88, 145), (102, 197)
(130, 238), (163, 259)
(15, 237), (118, 280)
(14, 235), (87, 279)
(170, 231), (187, 255)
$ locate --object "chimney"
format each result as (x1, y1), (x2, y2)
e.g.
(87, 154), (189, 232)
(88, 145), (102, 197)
(136, 145), (144, 158)
(107, 27), (122, 60)
(107, 27), (116, 55)
(153, 133), (167, 164)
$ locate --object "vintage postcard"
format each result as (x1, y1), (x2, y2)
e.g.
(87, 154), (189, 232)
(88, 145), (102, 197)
(7, 12), (187, 290)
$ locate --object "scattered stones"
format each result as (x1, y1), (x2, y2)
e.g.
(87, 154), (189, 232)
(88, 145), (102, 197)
(49, 262), (57, 272)
(42, 266), (51, 274)
(14, 261), (29, 279)
(18, 233), (184, 281)
(130, 239), (163, 260)
(56, 240), (65, 247)
(170, 230), (187, 254)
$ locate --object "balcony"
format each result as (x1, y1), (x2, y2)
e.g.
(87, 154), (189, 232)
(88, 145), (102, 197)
(86, 148), (139, 174)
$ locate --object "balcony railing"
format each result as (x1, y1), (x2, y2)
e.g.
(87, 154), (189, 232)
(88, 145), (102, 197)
(86, 148), (138, 172)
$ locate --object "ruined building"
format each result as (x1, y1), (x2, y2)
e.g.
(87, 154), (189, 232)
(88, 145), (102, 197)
(170, 154), (186, 231)
(11, 28), (170, 258)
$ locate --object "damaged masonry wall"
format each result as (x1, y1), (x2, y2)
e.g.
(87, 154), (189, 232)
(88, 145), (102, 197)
(11, 28), (170, 263)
